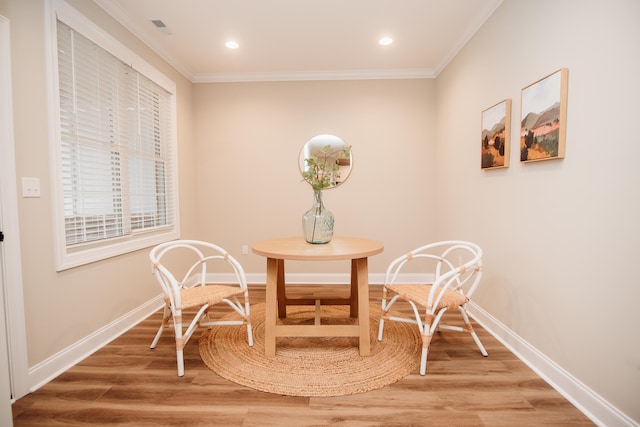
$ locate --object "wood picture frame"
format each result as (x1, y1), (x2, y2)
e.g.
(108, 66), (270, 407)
(481, 99), (511, 169)
(520, 68), (568, 162)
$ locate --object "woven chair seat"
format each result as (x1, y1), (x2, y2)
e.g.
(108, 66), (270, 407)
(385, 283), (468, 311)
(167, 285), (245, 310)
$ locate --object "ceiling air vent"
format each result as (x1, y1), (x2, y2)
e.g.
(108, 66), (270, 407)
(151, 19), (172, 35)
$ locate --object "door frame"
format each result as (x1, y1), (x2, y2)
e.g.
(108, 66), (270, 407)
(0, 13), (29, 401)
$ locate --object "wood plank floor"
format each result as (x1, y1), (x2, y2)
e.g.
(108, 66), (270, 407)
(12, 285), (594, 426)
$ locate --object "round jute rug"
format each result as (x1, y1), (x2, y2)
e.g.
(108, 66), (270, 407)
(198, 302), (421, 397)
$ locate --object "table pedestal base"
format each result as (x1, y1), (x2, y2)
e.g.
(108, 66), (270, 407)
(264, 257), (371, 357)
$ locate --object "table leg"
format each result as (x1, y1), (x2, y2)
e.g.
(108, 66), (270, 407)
(355, 257), (370, 356)
(276, 259), (286, 319)
(350, 259), (358, 317)
(265, 257), (278, 356)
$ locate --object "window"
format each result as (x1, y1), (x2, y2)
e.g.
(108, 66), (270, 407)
(50, 2), (179, 271)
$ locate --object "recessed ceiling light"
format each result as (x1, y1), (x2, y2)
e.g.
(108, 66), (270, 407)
(379, 37), (393, 46)
(225, 40), (239, 49)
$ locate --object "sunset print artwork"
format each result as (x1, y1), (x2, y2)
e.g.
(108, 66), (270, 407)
(481, 99), (511, 169)
(520, 68), (568, 162)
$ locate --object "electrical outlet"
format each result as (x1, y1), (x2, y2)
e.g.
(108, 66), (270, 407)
(22, 177), (41, 198)
(242, 245), (249, 255)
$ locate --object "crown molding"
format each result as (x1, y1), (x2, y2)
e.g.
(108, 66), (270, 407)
(192, 68), (436, 83)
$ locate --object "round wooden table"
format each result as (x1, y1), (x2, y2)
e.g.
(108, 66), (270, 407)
(252, 237), (384, 356)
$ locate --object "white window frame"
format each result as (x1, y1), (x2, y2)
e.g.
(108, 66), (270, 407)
(47, 0), (180, 271)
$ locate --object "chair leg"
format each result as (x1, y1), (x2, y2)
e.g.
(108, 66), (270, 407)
(173, 313), (186, 377)
(377, 318), (385, 341)
(150, 305), (170, 349)
(150, 324), (164, 349)
(176, 348), (185, 377)
(246, 324), (254, 347)
(419, 347), (429, 376)
(419, 330), (435, 376)
(459, 307), (488, 357)
(470, 330), (488, 357)
(243, 294), (254, 347)
(377, 287), (390, 341)
(150, 305), (187, 376)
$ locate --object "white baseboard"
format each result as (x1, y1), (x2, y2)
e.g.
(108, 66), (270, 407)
(243, 272), (414, 286)
(27, 295), (164, 393)
(23, 274), (637, 427)
(467, 302), (637, 427)
(21, 272), (403, 394)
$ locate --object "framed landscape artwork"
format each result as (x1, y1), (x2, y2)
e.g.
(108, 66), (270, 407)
(520, 68), (568, 162)
(481, 99), (511, 169)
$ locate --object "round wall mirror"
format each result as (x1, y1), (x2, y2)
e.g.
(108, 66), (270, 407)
(298, 134), (353, 190)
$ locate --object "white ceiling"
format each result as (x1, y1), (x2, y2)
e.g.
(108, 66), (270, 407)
(93, 0), (503, 83)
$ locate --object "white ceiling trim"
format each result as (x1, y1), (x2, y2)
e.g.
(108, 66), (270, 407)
(192, 68), (436, 83)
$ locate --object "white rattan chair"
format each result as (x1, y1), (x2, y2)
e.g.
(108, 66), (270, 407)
(377, 241), (487, 375)
(149, 240), (253, 376)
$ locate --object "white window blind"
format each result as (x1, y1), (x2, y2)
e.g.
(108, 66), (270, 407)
(56, 20), (175, 248)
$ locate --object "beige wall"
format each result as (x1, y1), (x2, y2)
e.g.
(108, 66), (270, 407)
(192, 79), (437, 274)
(3, 0), (639, 423)
(4, 0), (195, 367)
(436, 0), (640, 421)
